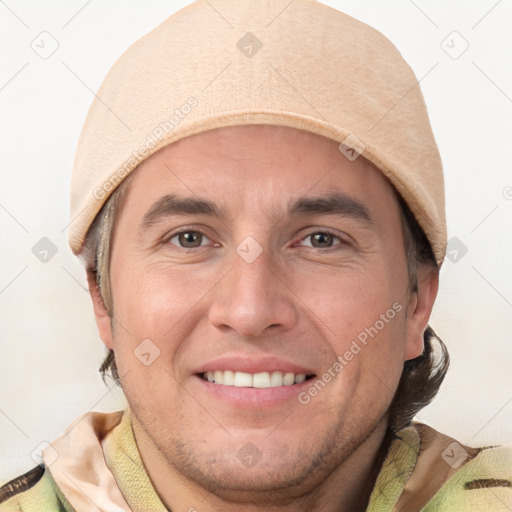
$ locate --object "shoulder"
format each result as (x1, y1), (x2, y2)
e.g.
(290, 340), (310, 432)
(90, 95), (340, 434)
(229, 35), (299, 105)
(0, 465), (73, 511)
(413, 423), (512, 511)
(0, 410), (126, 512)
(424, 443), (512, 511)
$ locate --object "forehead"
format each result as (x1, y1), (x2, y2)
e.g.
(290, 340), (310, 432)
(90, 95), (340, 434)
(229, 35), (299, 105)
(124, 125), (399, 218)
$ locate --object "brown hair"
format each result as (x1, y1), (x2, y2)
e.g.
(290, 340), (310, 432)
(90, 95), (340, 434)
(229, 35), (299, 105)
(82, 170), (449, 435)
(389, 196), (450, 433)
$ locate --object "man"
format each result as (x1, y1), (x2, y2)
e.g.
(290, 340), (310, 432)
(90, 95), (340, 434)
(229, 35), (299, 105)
(1, 0), (510, 510)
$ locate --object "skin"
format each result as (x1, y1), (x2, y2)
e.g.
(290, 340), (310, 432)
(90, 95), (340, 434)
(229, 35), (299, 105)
(88, 125), (438, 512)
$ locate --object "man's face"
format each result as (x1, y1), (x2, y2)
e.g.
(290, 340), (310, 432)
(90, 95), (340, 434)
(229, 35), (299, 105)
(100, 125), (427, 495)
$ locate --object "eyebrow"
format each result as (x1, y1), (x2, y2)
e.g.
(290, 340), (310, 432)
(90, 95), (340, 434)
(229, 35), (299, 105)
(141, 194), (224, 229)
(140, 192), (373, 230)
(287, 192), (373, 225)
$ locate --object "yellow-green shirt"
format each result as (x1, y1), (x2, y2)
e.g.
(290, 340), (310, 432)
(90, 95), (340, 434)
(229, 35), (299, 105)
(1, 410), (511, 511)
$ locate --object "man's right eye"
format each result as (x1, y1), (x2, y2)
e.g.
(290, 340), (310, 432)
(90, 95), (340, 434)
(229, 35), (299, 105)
(168, 230), (212, 248)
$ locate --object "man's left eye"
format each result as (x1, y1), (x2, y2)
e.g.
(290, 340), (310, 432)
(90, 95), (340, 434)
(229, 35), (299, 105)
(168, 230), (211, 248)
(299, 232), (344, 249)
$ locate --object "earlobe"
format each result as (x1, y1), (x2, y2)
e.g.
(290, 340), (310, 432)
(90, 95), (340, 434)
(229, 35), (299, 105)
(86, 270), (114, 349)
(404, 267), (439, 361)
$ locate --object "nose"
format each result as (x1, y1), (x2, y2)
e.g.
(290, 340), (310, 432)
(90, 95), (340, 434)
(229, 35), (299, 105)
(208, 248), (298, 339)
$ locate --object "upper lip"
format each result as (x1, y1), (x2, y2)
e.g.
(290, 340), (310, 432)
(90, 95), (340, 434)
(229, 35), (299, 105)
(194, 355), (315, 375)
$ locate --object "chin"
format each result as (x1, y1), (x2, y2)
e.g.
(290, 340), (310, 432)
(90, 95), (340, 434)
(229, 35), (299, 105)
(143, 412), (384, 503)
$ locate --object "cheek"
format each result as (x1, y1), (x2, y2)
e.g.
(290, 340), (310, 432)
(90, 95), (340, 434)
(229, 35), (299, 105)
(293, 266), (401, 341)
(108, 265), (187, 403)
(113, 263), (193, 324)
(297, 267), (408, 387)
(109, 262), (218, 367)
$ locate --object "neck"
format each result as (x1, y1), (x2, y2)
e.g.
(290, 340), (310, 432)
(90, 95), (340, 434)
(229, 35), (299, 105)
(131, 416), (392, 512)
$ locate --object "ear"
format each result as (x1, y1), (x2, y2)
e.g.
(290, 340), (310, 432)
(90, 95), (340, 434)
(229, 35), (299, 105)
(86, 270), (114, 349)
(404, 266), (439, 361)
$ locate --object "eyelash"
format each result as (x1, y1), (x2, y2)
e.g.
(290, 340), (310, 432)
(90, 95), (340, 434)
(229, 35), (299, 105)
(166, 228), (215, 249)
(165, 228), (348, 250)
(296, 229), (347, 250)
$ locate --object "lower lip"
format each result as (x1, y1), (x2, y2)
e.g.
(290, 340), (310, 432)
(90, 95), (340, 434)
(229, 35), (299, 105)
(192, 375), (314, 407)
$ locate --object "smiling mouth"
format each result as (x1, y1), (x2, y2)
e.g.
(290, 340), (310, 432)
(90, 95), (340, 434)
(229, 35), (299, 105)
(199, 370), (316, 388)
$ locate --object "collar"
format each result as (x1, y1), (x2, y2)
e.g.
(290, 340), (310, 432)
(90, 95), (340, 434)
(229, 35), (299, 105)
(44, 410), (491, 512)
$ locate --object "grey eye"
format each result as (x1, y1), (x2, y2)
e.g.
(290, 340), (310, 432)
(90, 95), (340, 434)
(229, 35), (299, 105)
(169, 231), (207, 248)
(302, 232), (339, 248)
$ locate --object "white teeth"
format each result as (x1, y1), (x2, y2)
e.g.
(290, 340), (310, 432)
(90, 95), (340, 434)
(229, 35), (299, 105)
(223, 370), (234, 386)
(203, 370), (311, 387)
(283, 372), (295, 386)
(234, 371), (253, 387)
(270, 371), (283, 387)
(294, 373), (306, 384)
(253, 372), (271, 388)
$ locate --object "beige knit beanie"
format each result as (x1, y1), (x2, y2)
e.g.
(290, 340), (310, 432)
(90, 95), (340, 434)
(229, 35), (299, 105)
(69, 0), (446, 265)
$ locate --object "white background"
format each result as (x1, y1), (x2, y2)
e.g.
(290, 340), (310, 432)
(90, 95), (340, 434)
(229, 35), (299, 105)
(0, 0), (511, 483)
